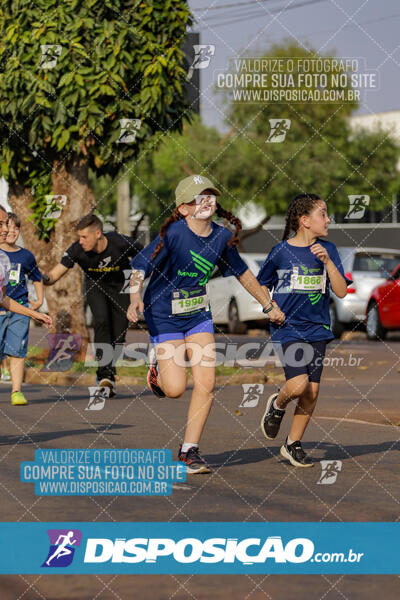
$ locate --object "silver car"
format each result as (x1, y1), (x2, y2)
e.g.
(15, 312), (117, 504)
(330, 247), (400, 337)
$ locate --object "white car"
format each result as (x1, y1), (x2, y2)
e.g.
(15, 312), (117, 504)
(207, 253), (267, 333)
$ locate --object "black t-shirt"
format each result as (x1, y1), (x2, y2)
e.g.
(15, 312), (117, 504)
(60, 231), (142, 289)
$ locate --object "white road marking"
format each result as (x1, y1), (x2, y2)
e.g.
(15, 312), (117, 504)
(317, 416), (399, 428)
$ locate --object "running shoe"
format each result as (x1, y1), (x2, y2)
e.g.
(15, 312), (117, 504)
(260, 392), (285, 440)
(178, 445), (211, 474)
(146, 348), (165, 398)
(280, 438), (314, 468)
(11, 391), (28, 406)
(1, 367), (11, 381)
(98, 378), (116, 398)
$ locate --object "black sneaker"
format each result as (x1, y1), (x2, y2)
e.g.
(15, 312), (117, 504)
(260, 392), (285, 440)
(147, 348), (165, 398)
(98, 378), (116, 398)
(178, 445), (211, 474)
(280, 438), (314, 468)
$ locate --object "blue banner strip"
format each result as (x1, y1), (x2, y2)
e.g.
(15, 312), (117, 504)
(0, 522), (398, 574)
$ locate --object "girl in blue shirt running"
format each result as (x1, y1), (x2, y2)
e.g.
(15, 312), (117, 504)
(127, 174), (285, 474)
(257, 193), (347, 468)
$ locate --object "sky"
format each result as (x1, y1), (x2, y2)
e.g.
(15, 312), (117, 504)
(188, 0), (400, 130)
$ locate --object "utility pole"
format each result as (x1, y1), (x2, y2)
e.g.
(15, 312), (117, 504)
(116, 177), (131, 235)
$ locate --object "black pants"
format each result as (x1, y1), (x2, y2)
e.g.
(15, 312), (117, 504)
(85, 282), (130, 382)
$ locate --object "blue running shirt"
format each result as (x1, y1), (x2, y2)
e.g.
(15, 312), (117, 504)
(257, 239), (345, 343)
(130, 219), (248, 335)
(1, 247), (42, 304)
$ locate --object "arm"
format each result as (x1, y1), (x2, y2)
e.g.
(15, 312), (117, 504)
(127, 269), (145, 323)
(310, 244), (347, 298)
(326, 259), (347, 298)
(42, 263), (69, 286)
(30, 279), (44, 311)
(1, 288), (52, 327)
(237, 269), (285, 324)
(126, 235), (167, 323)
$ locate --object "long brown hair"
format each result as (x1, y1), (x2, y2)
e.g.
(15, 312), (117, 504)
(151, 202), (242, 259)
(282, 193), (323, 241)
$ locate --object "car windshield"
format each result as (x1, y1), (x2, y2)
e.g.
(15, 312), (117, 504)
(353, 254), (400, 278)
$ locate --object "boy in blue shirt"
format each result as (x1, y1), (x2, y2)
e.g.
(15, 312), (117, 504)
(0, 212), (45, 405)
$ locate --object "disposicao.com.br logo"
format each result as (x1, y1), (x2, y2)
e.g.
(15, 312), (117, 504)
(82, 536), (362, 566)
(42, 529), (82, 568)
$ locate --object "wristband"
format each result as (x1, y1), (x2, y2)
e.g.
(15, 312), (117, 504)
(262, 302), (274, 314)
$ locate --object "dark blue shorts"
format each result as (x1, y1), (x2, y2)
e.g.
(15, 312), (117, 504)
(274, 339), (328, 384)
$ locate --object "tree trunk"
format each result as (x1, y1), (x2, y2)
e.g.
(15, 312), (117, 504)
(8, 159), (96, 357)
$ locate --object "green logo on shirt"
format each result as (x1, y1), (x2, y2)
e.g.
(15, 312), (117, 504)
(189, 251), (215, 285)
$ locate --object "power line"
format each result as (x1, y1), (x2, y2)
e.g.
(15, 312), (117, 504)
(195, 0), (329, 28)
(193, 0), (279, 11)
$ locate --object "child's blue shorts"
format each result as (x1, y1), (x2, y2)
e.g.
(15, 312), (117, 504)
(0, 308), (30, 358)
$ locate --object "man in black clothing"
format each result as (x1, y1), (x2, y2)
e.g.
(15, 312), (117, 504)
(43, 213), (142, 396)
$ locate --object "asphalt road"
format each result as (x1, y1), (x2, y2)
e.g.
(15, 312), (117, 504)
(1, 333), (400, 599)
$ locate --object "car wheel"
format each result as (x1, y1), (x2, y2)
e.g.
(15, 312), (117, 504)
(366, 302), (386, 341)
(329, 303), (345, 339)
(228, 299), (247, 334)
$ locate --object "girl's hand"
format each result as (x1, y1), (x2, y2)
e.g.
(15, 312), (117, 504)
(310, 243), (330, 264)
(33, 312), (52, 328)
(127, 298), (144, 323)
(268, 301), (286, 325)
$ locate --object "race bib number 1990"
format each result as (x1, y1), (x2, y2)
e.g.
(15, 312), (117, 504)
(171, 287), (210, 316)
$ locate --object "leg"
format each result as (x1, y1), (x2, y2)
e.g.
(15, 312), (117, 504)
(3, 312), (30, 404)
(85, 284), (114, 382)
(156, 338), (187, 398)
(183, 331), (216, 445)
(9, 356), (24, 392)
(107, 285), (130, 369)
(288, 381), (320, 441)
(276, 374), (310, 409)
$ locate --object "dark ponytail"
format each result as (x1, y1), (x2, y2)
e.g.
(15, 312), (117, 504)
(216, 202), (242, 246)
(151, 208), (184, 259)
(282, 193), (323, 240)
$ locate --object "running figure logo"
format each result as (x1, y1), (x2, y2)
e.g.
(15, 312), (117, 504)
(266, 119), (291, 143)
(187, 45), (215, 80)
(317, 460), (342, 484)
(43, 195), (67, 220)
(118, 118), (142, 144)
(240, 384), (264, 408)
(39, 44), (62, 69)
(345, 195), (370, 220)
(97, 256), (112, 270)
(42, 529), (82, 568)
(86, 386), (110, 411)
(42, 334), (81, 372)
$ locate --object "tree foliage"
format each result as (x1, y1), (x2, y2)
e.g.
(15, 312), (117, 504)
(133, 43), (399, 228)
(0, 0), (192, 236)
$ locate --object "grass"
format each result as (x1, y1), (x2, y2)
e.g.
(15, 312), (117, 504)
(24, 346), (272, 381)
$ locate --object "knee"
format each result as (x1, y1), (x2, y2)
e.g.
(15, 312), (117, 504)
(287, 378), (309, 399)
(162, 378), (186, 399)
(192, 378), (215, 398)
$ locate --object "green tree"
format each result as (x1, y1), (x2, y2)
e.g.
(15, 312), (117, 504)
(133, 42), (399, 234)
(220, 42), (399, 218)
(0, 0), (191, 336)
